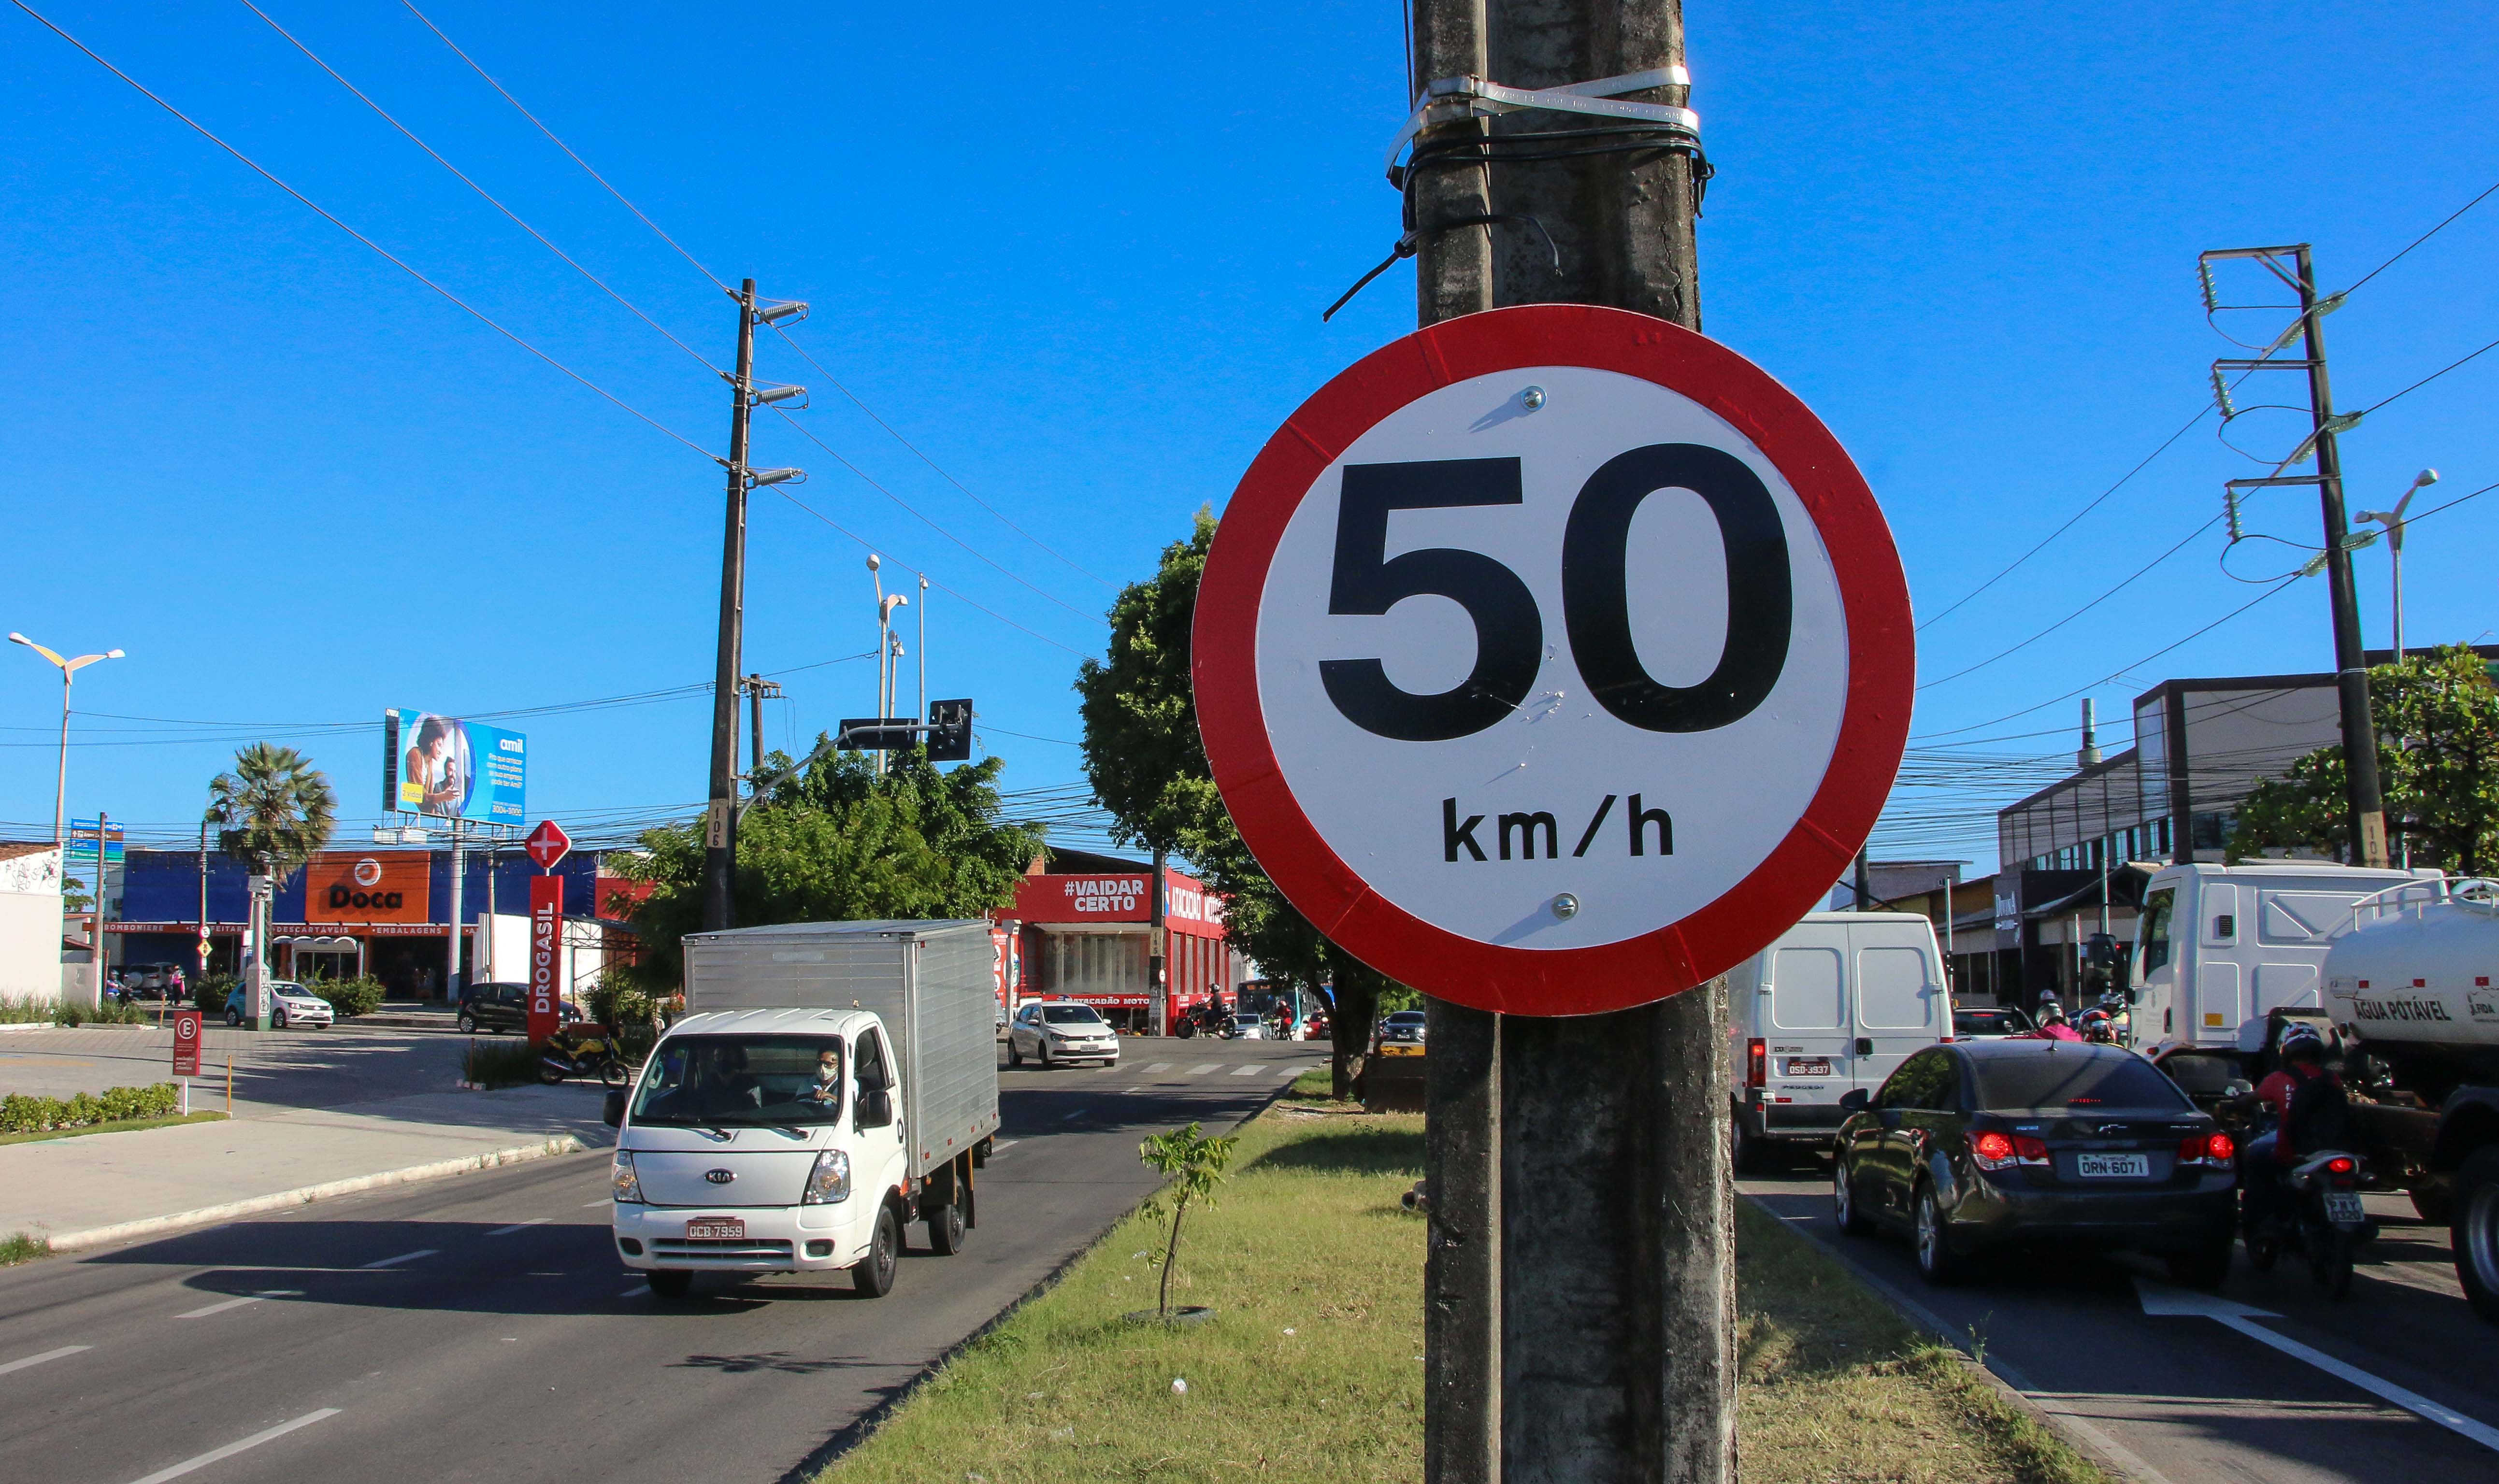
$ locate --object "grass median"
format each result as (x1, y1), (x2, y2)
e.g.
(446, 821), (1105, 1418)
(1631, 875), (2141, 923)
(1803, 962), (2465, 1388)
(819, 1102), (2108, 1484)
(0, 1111), (227, 1148)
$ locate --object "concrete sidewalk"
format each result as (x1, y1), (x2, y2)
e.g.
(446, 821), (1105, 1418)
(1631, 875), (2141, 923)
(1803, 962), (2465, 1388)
(0, 1084), (613, 1253)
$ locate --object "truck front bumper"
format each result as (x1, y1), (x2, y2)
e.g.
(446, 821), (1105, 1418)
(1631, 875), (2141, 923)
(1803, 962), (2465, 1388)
(610, 1201), (870, 1274)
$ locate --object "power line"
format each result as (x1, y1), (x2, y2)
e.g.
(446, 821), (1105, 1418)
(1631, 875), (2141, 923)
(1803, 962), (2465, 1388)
(2356, 332), (2499, 419)
(1917, 513), (2221, 691)
(1916, 407), (2209, 633)
(762, 405), (1107, 627)
(765, 325), (1120, 592)
(396, 0), (729, 293)
(8, 0), (720, 463)
(234, 0), (720, 376)
(2342, 175), (2499, 297)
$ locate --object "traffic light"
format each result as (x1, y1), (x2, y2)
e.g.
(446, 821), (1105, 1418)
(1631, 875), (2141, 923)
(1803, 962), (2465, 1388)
(926, 699), (973, 762)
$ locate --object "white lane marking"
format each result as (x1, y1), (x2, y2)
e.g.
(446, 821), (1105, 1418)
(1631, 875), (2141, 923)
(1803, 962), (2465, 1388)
(1188, 1064), (1221, 1076)
(1229, 1064), (1263, 1076)
(1062, 1109), (1089, 1121)
(987, 1139), (1019, 1158)
(0, 1344), (91, 1377)
(1124, 1086), (1147, 1094)
(581, 1197), (613, 1208)
(1143, 1062), (1173, 1073)
(358, 1249), (439, 1270)
(175, 1291), (299, 1320)
(2136, 1279), (2499, 1453)
(619, 1280), (648, 1297)
(123, 1407), (342, 1484)
(485, 1219), (549, 1237)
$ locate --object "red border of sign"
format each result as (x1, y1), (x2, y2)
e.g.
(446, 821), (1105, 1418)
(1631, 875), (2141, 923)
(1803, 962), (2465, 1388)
(1193, 305), (1913, 1017)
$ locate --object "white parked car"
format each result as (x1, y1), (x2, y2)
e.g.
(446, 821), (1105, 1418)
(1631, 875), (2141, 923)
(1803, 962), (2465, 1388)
(222, 980), (334, 1029)
(1224, 1015), (1268, 1041)
(1006, 1001), (1120, 1067)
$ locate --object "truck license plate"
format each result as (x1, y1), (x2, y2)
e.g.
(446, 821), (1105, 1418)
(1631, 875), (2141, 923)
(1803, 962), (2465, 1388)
(2324, 1192), (2366, 1226)
(1785, 1059), (1831, 1077)
(2075, 1153), (2150, 1179)
(686, 1218), (745, 1241)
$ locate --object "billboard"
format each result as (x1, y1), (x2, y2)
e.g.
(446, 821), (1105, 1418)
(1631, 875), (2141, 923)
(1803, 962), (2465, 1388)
(302, 853), (431, 925)
(383, 709), (526, 822)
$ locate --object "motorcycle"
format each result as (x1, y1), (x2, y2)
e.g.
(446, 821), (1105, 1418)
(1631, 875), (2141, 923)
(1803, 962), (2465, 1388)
(1173, 1003), (1226, 1039)
(538, 1023), (630, 1086)
(2245, 1145), (2378, 1298)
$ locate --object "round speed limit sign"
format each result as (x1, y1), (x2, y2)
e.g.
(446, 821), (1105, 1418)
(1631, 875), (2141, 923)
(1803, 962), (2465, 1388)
(1194, 305), (1911, 1016)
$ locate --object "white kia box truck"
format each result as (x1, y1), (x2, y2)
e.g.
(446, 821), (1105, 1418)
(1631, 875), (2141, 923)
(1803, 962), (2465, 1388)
(605, 919), (1001, 1298)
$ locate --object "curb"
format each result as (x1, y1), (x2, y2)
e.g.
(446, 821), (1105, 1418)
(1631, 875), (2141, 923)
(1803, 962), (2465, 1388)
(39, 1133), (590, 1255)
(0, 1022), (50, 1035)
(1742, 1193), (2176, 1484)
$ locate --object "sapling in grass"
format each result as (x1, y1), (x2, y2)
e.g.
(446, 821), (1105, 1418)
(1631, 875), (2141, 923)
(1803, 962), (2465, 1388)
(1138, 1121), (1237, 1318)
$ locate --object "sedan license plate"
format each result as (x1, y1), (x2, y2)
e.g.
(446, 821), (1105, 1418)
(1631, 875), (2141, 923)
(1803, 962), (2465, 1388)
(1785, 1059), (1832, 1077)
(2324, 1191), (2366, 1226)
(2074, 1153), (2150, 1179)
(685, 1218), (745, 1241)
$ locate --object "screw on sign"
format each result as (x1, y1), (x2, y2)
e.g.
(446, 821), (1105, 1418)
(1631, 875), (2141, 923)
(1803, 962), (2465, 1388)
(1192, 305), (1912, 1014)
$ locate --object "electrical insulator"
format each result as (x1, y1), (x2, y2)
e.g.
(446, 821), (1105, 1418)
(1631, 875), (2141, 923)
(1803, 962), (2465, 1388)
(2197, 261), (2220, 314)
(2209, 365), (2237, 418)
(2223, 490), (2242, 542)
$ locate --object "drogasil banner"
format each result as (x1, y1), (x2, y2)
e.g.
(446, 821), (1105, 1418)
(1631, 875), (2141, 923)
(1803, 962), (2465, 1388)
(302, 853), (431, 925)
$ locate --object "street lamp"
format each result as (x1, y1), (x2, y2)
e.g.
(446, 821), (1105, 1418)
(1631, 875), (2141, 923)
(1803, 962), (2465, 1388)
(2356, 469), (2439, 662)
(7, 633), (124, 853)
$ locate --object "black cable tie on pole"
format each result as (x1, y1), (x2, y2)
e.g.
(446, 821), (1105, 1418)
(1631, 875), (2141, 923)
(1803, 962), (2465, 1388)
(1321, 214), (1561, 322)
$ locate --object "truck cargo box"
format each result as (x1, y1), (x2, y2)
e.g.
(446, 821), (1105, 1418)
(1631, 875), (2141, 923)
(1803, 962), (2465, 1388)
(681, 920), (1001, 1180)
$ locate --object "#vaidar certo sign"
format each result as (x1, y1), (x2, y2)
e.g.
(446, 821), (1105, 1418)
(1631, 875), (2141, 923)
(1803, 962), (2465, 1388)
(1192, 305), (1912, 1016)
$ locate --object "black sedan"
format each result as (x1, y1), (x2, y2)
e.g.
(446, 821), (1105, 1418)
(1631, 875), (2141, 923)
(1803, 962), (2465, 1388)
(1833, 1040), (2239, 1287)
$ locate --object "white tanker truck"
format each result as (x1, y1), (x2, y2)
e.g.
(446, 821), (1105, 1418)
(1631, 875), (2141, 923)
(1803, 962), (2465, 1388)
(2320, 879), (2499, 1323)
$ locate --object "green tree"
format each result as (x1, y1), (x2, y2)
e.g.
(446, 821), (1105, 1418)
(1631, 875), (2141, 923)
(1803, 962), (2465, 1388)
(207, 743), (337, 880)
(2231, 646), (2499, 870)
(1075, 510), (1393, 1098)
(612, 747), (1045, 994)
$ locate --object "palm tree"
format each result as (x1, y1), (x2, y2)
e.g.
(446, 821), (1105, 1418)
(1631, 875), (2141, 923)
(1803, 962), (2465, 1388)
(208, 743), (337, 880)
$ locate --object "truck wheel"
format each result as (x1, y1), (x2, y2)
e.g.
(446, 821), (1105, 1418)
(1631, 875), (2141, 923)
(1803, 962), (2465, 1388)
(851, 1203), (901, 1298)
(1731, 1116), (1766, 1176)
(927, 1199), (965, 1256)
(645, 1270), (692, 1299)
(2452, 1148), (2499, 1323)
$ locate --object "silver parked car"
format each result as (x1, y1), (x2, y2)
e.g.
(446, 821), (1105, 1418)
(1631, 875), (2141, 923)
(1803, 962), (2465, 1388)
(1006, 1001), (1120, 1067)
(222, 981), (334, 1029)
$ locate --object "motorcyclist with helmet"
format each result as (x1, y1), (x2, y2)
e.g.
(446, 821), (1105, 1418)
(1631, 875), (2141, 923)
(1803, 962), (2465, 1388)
(2239, 1022), (2340, 1235)
(2026, 997), (2084, 1042)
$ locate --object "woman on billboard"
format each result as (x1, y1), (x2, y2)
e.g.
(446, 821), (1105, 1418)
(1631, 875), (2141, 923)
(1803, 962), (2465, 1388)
(403, 715), (468, 816)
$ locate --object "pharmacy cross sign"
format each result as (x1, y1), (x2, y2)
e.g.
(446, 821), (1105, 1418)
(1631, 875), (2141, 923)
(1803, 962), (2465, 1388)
(525, 819), (571, 871)
(1192, 305), (1913, 1017)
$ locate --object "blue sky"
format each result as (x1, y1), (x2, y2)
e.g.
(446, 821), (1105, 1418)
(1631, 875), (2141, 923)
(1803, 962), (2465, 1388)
(3, 1), (2494, 870)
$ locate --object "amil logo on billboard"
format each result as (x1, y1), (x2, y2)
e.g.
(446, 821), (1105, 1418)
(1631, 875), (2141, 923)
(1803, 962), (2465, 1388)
(303, 853), (431, 925)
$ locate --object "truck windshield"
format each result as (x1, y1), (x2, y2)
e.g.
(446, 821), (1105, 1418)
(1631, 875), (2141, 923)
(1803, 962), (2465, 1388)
(2136, 887), (2175, 976)
(629, 1035), (846, 1127)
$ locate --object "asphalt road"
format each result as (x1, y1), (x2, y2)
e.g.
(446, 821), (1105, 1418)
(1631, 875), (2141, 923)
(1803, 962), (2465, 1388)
(1742, 1160), (2499, 1484)
(0, 1024), (469, 1113)
(0, 1037), (1318, 1484)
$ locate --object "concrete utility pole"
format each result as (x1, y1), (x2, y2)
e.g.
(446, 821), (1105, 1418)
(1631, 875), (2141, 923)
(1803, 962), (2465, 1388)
(1149, 846), (1169, 1036)
(744, 674), (783, 792)
(1407, 3), (1730, 1480)
(704, 279), (762, 933)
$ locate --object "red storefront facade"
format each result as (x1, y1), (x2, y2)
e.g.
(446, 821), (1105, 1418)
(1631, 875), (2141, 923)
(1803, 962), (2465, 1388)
(1000, 856), (1238, 1029)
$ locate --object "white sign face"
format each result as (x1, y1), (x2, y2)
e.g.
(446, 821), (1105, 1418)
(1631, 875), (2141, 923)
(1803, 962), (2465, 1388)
(1251, 365), (1849, 952)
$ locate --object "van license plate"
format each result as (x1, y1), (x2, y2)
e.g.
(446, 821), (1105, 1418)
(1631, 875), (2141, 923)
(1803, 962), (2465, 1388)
(1785, 1059), (1832, 1077)
(686, 1218), (745, 1241)
(2324, 1192), (2366, 1226)
(2075, 1154), (2150, 1179)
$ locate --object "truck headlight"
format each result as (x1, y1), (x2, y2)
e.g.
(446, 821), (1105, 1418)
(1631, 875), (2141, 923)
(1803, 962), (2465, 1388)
(612, 1151), (645, 1204)
(804, 1148), (851, 1205)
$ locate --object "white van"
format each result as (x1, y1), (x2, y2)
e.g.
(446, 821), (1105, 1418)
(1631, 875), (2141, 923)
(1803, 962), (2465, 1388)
(1726, 912), (1950, 1169)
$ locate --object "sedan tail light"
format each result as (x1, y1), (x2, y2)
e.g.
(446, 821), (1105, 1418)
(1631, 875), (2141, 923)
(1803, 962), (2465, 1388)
(1746, 1038), (1766, 1089)
(2176, 1132), (2235, 1167)
(1972, 1131), (2051, 1170)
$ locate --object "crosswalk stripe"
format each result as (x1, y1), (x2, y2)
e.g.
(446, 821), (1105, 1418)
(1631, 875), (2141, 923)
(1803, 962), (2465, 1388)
(1229, 1064), (1262, 1076)
(1143, 1062), (1173, 1073)
(1188, 1063), (1221, 1076)
(1280, 1064), (1311, 1077)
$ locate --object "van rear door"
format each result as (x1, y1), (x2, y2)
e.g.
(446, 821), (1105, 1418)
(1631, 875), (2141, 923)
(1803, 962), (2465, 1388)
(1764, 937), (1852, 1106)
(1851, 926), (1942, 1094)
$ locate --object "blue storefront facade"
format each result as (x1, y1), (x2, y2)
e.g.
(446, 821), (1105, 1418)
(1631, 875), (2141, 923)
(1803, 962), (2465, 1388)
(108, 846), (632, 999)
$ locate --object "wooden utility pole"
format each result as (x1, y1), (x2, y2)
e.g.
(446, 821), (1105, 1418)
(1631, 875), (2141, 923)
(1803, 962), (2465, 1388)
(1408, 2), (1733, 1479)
(703, 279), (760, 934)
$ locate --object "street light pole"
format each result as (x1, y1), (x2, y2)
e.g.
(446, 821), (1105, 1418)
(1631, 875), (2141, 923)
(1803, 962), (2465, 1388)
(8, 633), (124, 856)
(2357, 469), (2438, 664)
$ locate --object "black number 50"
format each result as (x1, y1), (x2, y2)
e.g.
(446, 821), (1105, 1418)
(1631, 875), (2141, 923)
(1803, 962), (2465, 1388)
(1317, 445), (1791, 742)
